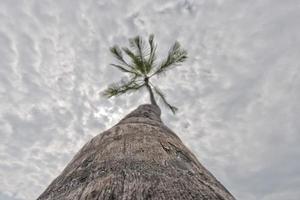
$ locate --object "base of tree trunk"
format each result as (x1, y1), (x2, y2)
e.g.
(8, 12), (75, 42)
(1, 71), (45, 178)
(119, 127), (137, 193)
(38, 104), (235, 200)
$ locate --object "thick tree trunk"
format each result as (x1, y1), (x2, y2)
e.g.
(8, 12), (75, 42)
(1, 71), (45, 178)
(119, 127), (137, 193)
(38, 104), (235, 200)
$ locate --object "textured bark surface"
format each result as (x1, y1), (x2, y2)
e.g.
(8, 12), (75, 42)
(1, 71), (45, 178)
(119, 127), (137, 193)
(38, 104), (235, 200)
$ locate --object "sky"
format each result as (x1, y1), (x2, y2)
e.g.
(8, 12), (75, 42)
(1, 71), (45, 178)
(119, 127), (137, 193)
(0, 0), (300, 199)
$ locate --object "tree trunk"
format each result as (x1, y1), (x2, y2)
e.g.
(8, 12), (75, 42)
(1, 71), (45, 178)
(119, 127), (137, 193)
(37, 104), (235, 200)
(146, 84), (157, 106)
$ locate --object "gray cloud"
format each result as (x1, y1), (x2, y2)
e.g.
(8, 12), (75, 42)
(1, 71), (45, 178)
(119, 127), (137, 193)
(0, 0), (299, 199)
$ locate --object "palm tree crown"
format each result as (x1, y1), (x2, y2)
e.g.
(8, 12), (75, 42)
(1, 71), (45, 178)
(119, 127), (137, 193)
(103, 35), (187, 114)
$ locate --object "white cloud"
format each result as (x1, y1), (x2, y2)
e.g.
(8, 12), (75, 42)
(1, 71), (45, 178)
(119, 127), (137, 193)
(0, 0), (299, 199)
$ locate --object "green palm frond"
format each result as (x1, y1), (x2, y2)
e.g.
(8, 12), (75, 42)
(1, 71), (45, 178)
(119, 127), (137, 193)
(152, 41), (187, 76)
(110, 46), (130, 67)
(153, 86), (178, 114)
(103, 77), (144, 98)
(147, 34), (157, 73)
(122, 47), (145, 75)
(129, 36), (145, 59)
(129, 36), (148, 74)
(110, 64), (139, 75)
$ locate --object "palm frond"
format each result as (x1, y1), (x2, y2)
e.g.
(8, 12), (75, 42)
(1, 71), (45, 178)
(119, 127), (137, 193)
(129, 36), (147, 74)
(153, 86), (178, 114)
(110, 64), (139, 75)
(129, 36), (144, 57)
(147, 34), (157, 73)
(103, 77), (144, 98)
(122, 47), (145, 75)
(110, 46), (128, 65)
(152, 41), (187, 76)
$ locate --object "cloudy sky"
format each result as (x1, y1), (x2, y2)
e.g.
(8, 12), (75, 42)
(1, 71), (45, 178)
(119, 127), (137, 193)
(0, 0), (300, 199)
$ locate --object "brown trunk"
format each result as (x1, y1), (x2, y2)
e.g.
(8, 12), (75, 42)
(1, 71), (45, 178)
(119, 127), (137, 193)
(145, 79), (157, 106)
(38, 104), (235, 200)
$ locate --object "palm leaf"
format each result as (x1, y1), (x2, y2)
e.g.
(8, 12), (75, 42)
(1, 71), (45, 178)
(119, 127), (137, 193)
(146, 34), (157, 73)
(152, 41), (187, 76)
(110, 64), (139, 75)
(110, 46), (133, 69)
(110, 46), (126, 64)
(129, 36), (147, 74)
(129, 36), (144, 58)
(122, 47), (145, 75)
(103, 77), (144, 98)
(153, 86), (178, 114)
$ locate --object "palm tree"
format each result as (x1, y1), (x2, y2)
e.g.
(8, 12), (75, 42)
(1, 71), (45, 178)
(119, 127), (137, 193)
(37, 35), (236, 200)
(103, 35), (187, 114)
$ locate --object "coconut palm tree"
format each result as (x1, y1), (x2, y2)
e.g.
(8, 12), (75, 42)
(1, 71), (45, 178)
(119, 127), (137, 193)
(38, 35), (236, 200)
(103, 35), (187, 114)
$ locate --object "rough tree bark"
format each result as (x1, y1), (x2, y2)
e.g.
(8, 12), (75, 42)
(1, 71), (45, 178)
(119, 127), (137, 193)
(38, 104), (235, 200)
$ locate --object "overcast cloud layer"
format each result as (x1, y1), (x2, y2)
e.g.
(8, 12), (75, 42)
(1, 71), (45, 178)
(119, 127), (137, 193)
(0, 0), (300, 199)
